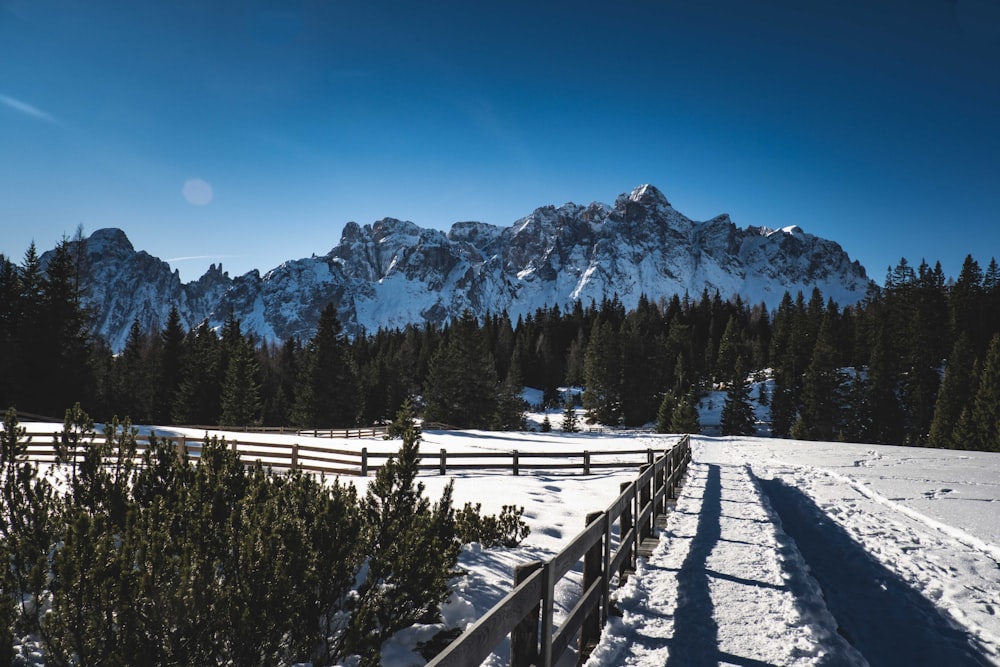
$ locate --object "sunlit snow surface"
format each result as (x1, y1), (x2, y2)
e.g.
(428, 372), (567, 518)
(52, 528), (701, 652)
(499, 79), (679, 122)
(587, 437), (1000, 667)
(14, 423), (999, 666)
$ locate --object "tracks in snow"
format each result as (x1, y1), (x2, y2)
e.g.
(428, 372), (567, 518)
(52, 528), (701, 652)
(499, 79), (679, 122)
(586, 439), (999, 667)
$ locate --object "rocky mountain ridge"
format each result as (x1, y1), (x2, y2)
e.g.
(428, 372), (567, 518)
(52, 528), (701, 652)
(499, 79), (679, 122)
(46, 185), (872, 350)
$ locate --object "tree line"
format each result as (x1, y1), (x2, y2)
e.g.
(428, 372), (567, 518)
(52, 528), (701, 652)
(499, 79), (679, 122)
(3, 238), (1000, 450)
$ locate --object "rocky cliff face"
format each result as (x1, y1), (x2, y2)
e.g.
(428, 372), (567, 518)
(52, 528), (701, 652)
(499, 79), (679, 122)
(48, 185), (872, 350)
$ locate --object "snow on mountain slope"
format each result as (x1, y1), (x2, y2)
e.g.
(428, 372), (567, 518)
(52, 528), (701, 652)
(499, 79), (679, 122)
(45, 185), (872, 349)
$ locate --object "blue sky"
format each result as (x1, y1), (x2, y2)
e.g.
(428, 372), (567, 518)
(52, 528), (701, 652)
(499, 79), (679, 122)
(2, 0), (999, 284)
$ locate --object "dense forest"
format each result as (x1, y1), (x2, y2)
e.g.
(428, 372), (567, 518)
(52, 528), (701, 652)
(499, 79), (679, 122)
(3, 238), (1000, 452)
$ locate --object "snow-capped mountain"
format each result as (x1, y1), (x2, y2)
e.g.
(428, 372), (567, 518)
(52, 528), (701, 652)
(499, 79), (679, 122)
(49, 185), (872, 350)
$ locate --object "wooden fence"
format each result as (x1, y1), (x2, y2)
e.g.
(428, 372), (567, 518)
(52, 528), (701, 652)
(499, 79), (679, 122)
(6, 431), (681, 479)
(426, 434), (692, 667)
(173, 425), (387, 438)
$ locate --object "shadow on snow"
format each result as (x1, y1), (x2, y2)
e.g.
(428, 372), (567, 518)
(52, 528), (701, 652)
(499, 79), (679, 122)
(666, 464), (777, 667)
(758, 477), (993, 667)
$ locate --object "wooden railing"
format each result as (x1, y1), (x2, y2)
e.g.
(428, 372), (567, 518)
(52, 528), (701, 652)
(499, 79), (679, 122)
(427, 434), (692, 667)
(5, 431), (682, 479)
(174, 425), (387, 439)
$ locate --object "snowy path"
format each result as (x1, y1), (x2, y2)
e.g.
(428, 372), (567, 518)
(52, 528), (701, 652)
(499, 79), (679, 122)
(586, 438), (1000, 667)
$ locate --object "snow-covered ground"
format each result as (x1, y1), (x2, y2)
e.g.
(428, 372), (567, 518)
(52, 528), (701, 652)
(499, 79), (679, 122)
(587, 437), (1000, 667)
(13, 421), (1000, 666)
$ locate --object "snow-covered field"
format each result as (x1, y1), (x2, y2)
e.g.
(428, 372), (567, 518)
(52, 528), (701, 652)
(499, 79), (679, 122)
(14, 422), (1000, 666)
(587, 437), (1000, 667)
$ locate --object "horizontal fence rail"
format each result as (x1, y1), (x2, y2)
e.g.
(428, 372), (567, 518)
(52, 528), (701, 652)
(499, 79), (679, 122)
(427, 434), (692, 667)
(2, 430), (682, 479)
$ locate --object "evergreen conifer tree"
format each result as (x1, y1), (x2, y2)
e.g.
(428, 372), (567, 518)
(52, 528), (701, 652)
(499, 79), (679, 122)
(656, 391), (677, 434)
(349, 403), (462, 664)
(582, 319), (622, 425)
(156, 306), (186, 422)
(791, 308), (844, 441)
(423, 311), (497, 428)
(863, 323), (905, 444)
(561, 397), (580, 433)
(0, 256), (21, 411)
(963, 334), (1000, 452)
(540, 414), (552, 432)
(721, 361), (756, 436)
(0, 408), (56, 638)
(172, 321), (222, 424)
(669, 395), (700, 434)
(493, 365), (527, 431)
(293, 303), (359, 428)
(928, 335), (976, 448)
(220, 337), (262, 427)
(38, 238), (93, 415)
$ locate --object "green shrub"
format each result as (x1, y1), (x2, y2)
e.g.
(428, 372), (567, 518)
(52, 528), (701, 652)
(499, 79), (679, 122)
(456, 503), (530, 548)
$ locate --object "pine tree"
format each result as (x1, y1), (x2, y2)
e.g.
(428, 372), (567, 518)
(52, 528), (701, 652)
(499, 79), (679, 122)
(715, 315), (747, 381)
(791, 307), (845, 441)
(114, 318), (154, 422)
(0, 256), (21, 411)
(172, 321), (222, 424)
(540, 414), (552, 432)
(620, 304), (667, 426)
(155, 306), (186, 423)
(655, 391), (677, 434)
(561, 397), (580, 433)
(349, 405), (462, 664)
(493, 364), (527, 431)
(951, 255), (984, 352)
(293, 303), (359, 428)
(220, 337), (262, 426)
(423, 311), (497, 429)
(863, 323), (905, 444)
(0, 408), (57, 638)
(768, 292), (806, 438)
(842, 371), (870, 443)
(962, 334), (1000, 452)
(582, 319), (622, 425)
(669, 395), (700, 434)
(721, 361), (756, 436)
(928, 335), (976, 448)
(38, 238), (93, 416)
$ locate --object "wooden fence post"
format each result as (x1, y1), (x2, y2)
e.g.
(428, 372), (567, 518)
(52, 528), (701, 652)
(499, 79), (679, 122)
(619, 481), (634, 578)
(510, 561), (543, 667)
(601, 511), (612, 624)
(655, 458), (666, 515)
(291, 444), (299, 472)
(646, 448), (654, 465)
(639, 464), (652, 541)
(583, 450), (590, 475)
(540, 563), (554, 667)
(440, 448), (447, 475)
(513, 449), (519, 476)
(175, 436), (186, 463)
(579, 511), (604, 660)
(667, 454), (676, 501)
(361, 447), (368, 477)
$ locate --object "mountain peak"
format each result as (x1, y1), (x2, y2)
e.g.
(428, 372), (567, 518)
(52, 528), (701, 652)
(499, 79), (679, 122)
(627, 184), (671, 208)
(88, 227), (135, 253)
